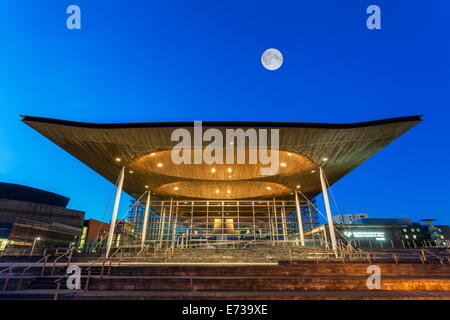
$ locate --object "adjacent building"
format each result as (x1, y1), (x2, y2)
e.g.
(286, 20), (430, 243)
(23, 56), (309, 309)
(78, 219), (110, 249)
(307, 218), (450, 249)
(0, 182), (85, 250)
(333, 214), (368, 225)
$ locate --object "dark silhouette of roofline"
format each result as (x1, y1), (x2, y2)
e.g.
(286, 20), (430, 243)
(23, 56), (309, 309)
(0, 182), (70, 208)
(21, 115), (423, 130)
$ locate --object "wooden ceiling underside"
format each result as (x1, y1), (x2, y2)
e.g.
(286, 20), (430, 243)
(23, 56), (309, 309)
(22, 116), (421, 201)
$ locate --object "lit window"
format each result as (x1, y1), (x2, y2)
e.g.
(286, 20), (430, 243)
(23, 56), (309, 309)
(412, 235), (417, 239)
(411, 228), (415, 232)
(405, 235), (409, 239)
(440, 235), (444, 239)
(402, 228), (407, 232)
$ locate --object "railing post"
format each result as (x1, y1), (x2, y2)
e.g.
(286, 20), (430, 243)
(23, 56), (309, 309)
(16, 271), (24, 290)
(419, 252), (424, 264)
(51, 259), (56, 276)
(85, 270), (91, 291)
(40, 256), (48, 277)
(100, 257), (105, 278)
(67, 249), (73, 267)
(2, 267), (14, 291)
(392, 254), (398, 264)
(108, 260), (112, 276)
(54, 282), (61, 300)
(421, 249), (427, 263)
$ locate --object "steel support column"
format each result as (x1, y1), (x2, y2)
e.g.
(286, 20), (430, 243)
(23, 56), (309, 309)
(319, 167), (337, 254)
(106, 167), (125, 258)
(295, 191), (305, 246)
(140, 191), (151, 249)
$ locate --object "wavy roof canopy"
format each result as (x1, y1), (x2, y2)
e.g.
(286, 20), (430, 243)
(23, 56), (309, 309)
(22, 115), (421, 201)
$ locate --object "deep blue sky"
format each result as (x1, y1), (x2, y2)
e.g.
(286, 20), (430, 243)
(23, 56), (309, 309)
(1, 1), (449, 224)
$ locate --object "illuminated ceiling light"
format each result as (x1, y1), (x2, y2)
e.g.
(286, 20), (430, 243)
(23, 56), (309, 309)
(129, 170), (134, 174)
(322, 157), (329, 162)
(174, 187), (179, 191)
(150, 153), (156, 156)
(311, 170), (316, 173)
(157, 163), (163, 168)
(280, 162), (287, 167)
(227, 190), (231, 194)
(211, 168), (216, 173)
(266, 186), (272, 191)
(227, 168), (233, 173)
(115, 158), (121, 162)
(215, 189), (220, 194)
(145, 185), (149, 189)
(229, 142), (234, 145)
(287, 153), (292, 156)
(296, 185), (301, 189)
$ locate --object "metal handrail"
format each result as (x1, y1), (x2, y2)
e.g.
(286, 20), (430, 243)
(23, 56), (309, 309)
(22, 255), (51, 273)
(163, 247), (174, 262)
(53, 248), (74, 263)
(353, 247), (450, 264)
(243, 240), (257, 248)
(422, 248), (447, 263)
(137, 244), (150, 256)
(0, 265), (16, 275)
(14, 254), (52, 290)
(109, 247), (123, 259)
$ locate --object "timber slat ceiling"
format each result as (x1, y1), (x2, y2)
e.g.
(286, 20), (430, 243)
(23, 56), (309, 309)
(21, 116), (421, 201)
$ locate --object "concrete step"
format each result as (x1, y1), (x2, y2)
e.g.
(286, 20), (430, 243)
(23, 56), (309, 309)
(104, 264), (450, 277)
(2, 289), (449, 300)
(86, 276), (450, 291)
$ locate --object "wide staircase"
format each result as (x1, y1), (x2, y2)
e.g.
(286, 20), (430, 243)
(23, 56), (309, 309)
(1, 247), (449, 300)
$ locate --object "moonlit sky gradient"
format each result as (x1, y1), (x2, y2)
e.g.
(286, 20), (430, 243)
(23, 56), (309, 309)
(0, 1), (449, 224)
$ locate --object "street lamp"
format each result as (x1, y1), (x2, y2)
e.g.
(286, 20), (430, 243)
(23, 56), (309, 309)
(31, 237), (41, 256)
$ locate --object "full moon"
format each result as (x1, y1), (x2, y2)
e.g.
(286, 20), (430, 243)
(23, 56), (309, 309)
(261, 48), (283, 71)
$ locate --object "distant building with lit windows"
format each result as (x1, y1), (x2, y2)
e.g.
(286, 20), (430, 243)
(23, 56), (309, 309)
(333, 214), (368, 225)
(307, 218), (450, 249)
(0, 182), (84, 250)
